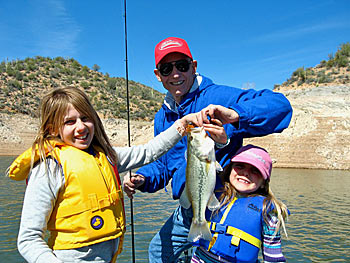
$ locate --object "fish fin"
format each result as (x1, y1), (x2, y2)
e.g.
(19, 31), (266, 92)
(207, 193), (220, 211)
(187, 220), (212, 242)
(215, 161), (223, 172)
(179, 186), (191, 209)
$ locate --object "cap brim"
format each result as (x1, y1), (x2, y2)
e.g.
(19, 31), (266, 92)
(231, 156), (269, 180)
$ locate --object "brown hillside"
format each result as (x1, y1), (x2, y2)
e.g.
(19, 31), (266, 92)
(0, 56), (164, 121)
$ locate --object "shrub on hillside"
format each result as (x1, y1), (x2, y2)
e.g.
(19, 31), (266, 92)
(15, 71), (23, 81)
(292, 67), (306, 81)
(0, 62), (6, 73)
(7, 79), (22, 90)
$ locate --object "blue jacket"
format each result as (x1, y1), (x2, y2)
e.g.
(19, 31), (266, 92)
(137, 74), (292, 199)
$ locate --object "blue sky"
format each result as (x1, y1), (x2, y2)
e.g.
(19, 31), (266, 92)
(1, 0), (349, 93)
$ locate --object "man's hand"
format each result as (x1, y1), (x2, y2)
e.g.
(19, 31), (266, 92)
(123, 173), (145, 199)
(200, 104), (239, 125)
(203, 118), (227, 144)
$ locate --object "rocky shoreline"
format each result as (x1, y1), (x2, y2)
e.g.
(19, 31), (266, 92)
(1, 85), (350, 170)
(246, 85), (350, 170)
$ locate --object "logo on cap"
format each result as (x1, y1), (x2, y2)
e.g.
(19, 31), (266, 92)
(90, 215), (104, 230)
(245, 151), (267, 165)
(159, 40), (183, 50)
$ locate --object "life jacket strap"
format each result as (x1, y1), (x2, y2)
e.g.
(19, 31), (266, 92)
(211, 224), (261, 248)
(208, 197), (237, 250)
(55, 190), (122, 218)
(111, 162), (126, 228)
(111, 234), (124, 263)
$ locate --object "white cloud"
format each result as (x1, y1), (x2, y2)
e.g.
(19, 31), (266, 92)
(28, 0), (81, 57)
(254, 20), (349, 43)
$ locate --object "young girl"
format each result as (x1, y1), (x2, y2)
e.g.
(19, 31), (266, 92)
(191, 144), (288, 263)
(7, 86), (203, 263)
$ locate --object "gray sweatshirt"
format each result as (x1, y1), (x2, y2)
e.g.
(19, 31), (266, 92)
(17, 124), (182, 263)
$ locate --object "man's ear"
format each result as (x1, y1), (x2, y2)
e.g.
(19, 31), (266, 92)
(191, 60), (198, 74)
(154, 69), (162, 82)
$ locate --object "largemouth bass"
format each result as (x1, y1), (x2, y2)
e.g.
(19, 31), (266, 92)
(179, 126), (220, 242)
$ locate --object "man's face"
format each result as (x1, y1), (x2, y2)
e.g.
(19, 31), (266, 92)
(154, 52), (197, 104)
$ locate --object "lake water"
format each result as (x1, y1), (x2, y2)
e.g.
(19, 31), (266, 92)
(1, 156), (350, 262)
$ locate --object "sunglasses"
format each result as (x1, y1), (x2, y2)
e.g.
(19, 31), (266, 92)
(157, 59), (192, 76)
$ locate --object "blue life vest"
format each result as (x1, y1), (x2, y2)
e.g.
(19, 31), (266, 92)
(196, 195), (265, 263)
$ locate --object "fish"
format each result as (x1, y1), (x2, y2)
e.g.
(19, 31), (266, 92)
(179, 126), (221, 242)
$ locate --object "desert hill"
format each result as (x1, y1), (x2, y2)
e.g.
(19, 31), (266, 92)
(0, 56), (163, 120)
(246, 43), (350, 170)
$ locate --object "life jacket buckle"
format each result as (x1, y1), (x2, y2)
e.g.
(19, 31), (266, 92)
(117, 190), (123, 200)
(89, 193), (99, 212)
(109, 192), (118, 203)
(214, 223), (227, 234)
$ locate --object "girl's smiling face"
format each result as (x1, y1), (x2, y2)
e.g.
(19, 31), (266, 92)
(59, 104), (94, 150)
(229, 162), (265, 194)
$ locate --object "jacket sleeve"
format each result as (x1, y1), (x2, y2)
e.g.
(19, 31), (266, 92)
(137, 156), (172, 193)
(218, 88), (292, 138)
(261, 213), (286, 262)
(17, 159), (64, 263)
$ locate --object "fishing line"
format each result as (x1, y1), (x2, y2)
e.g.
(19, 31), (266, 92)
(123, 0), (136, 262)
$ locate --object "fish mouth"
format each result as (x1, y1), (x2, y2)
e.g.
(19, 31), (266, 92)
(186, 123), (196, 133)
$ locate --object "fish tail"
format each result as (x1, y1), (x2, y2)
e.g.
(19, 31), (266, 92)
(187, 220), (212, 242)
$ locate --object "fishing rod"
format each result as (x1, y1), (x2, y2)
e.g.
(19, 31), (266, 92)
(123, 0), (136, 262)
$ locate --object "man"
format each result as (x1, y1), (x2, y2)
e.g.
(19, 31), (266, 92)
(123, 37), (293, 262)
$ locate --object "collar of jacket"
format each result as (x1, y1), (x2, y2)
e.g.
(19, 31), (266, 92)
(163, 73), (203, 114)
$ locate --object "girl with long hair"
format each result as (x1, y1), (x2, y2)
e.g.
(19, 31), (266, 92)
(8, 86), (206, 263)
(191, 144), (288, 263)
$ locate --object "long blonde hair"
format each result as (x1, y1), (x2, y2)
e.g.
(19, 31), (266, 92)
(217, 162), (288, 236)
(31, 86), (117, 169)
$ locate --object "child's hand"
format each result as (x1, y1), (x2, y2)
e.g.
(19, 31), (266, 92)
(123, 173), (145, 199)
(175, 113), (202, 136)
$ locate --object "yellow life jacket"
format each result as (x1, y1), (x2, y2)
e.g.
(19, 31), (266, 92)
(8, 141), (125, 257)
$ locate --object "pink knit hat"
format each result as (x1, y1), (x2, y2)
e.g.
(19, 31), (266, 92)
(155, 37), (193, 66)
(231, 145), (272, 180)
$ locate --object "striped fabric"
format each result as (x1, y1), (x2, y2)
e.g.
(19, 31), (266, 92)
(191, 247), (233, 263)
(262, 213), (286, 262)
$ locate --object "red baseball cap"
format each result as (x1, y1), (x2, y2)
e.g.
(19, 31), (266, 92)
(155, 37), (193, 66)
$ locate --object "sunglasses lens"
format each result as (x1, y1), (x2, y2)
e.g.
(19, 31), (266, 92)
(175, 60), (190, 72)
(159, 63), (173, 76)
(158, 60), (191, 76)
